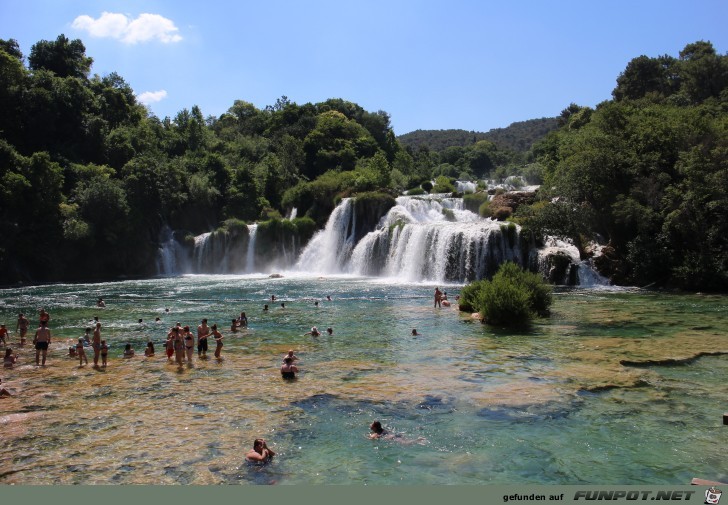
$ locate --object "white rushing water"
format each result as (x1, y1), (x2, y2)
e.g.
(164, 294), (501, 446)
(297, 195), (523, 282)
(245, 224), (257, 272)
(157, 190), (605, 285)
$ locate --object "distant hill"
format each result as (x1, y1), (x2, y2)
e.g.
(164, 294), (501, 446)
(398, 117), (560, 153)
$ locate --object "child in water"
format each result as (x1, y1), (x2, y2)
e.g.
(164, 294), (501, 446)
(100, 340), (109, 367)
(76, 338), (88, 366)
(4, 348), (17, 368)
(123, 343), (135, 358)
(144, 341), (155, 357)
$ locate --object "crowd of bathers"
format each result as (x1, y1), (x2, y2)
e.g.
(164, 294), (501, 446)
(2, 294), (340, 380)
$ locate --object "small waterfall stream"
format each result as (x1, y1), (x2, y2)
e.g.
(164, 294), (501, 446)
(245, 224), (258, 272)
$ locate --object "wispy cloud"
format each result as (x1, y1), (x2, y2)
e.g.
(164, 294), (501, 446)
(137, 90), (168, 105)
(72, 12), (182, 44)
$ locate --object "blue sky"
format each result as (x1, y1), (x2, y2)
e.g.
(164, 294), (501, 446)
(2, 0), (726, 135)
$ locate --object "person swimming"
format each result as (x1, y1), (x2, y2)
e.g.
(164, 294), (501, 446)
(245, 438), (275, 463)
(304, 326), (320, 337)
(369, 421), (388, 439)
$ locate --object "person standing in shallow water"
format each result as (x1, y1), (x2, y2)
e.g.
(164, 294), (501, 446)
(33, 320), (51, 366)
(92, 322), (102, 367)
(434, 287), (442, 308)
(280, 356), (298, 379)
(76, 338), (88, 366)
(197, 319), (209, 358)
(211, 324), (224, 358)
(16, 313), (29, 346)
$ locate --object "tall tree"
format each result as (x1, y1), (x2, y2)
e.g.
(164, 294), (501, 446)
(28, 34), (93, 79)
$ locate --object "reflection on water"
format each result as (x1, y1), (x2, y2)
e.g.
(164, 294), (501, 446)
(0, 277), (726, 484)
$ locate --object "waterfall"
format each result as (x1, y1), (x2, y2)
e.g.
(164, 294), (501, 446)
(245, 224), (258, 272)
(193, 232), (213, 272)
(296, 198), (357, 274)
(287, 207), (298, 220)
(299, 195), (524, 282)
(530, 237), (608, 286)
(156, 225), (187, 276)
(456, 181), (477, 193)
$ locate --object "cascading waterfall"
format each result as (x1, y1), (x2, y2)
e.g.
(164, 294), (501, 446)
(532, 237), (609, 286)
(156, 225), (187, 276)
(157, 188), (607, 286)
(245, 224), (258, 272)
(455, 181), (477, 193)
(295, 198), (357, 274)
(298, 195), (524, 282)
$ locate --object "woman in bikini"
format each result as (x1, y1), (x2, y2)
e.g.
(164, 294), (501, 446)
(183, 325), (194, 363)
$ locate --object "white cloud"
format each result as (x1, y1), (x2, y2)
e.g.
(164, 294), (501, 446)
(72, 12), (182, 44)
(137, 90), (168, 105)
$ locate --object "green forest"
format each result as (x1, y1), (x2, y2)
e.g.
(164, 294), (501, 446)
(1, 36), (726, 291)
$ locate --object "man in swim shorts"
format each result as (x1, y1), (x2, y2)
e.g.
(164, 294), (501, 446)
(33, 320), (52, 366)
(197, 318), (209, 357)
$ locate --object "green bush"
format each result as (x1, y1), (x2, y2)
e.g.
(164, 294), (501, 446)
(480, 274), (532, 325)
(433, 175), (455, 193)
(407, 187), (426, 196)
(478, 200), (492, 218)
(463, 192), (489, 213)
(463, 262), (552, 325)
(458, 279), (487, 313)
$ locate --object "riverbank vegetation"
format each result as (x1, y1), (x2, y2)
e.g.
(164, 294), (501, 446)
(0, 35), (725, 291)
(459, 262), (553, 326)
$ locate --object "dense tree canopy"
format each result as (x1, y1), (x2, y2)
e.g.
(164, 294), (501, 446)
(524, 40), (728, 291)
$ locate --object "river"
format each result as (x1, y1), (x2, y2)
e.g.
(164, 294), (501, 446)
(0, 274), (725, 484)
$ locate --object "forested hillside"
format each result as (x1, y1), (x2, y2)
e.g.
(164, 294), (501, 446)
(0, 35), (726, 291)
(521, 40), (728, 291)
(398, 117), (559, 153)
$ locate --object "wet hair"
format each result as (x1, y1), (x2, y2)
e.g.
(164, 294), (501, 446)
(370, 421), (384, 434)
(211, 324), (217, 330)
(253, 438), (265, 449)
(125, 343), (132, 350)
(5, 348), (12, 358)
(183, 325), (190, 332)
(147, 341), (154, 350)
(284, 357), (293, 364)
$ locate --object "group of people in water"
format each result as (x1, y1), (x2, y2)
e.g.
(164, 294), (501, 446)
(1, 293), (341, 378)
(4, 292), (436, 460)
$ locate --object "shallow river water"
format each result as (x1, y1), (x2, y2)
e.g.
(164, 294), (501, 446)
(0, 274), (726, 484)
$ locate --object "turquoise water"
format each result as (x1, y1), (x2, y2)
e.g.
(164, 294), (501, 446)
(0, 275), (726, 484)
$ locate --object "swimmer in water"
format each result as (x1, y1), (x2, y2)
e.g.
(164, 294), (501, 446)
(280, 357), (298, 379)
(304, 326), (320, 337)
(246, 438), (275, 463)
